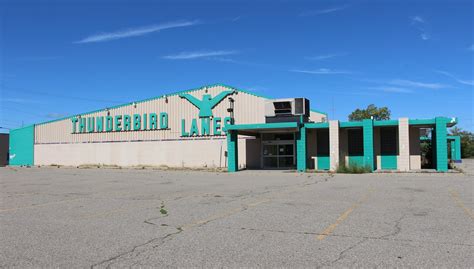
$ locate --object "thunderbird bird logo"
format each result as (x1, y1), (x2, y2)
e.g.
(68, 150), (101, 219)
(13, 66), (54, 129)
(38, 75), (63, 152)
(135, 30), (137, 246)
(179, 90), (235, 118)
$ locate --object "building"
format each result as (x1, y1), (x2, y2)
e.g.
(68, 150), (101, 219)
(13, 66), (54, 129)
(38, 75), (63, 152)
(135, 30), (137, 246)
(0, 133), (9, 166)
(8, 84), (461, 172)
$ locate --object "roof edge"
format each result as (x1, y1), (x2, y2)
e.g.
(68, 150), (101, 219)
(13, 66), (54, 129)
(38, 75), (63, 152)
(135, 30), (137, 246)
(35, 83), (328, 126)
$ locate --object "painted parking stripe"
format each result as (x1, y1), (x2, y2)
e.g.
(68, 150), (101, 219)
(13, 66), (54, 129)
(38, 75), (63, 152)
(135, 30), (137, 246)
(449, 189), (474, 221)
(316, 188), (375, 240)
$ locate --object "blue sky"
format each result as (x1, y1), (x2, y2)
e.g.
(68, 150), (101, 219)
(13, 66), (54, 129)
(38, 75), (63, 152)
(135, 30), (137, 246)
(1, 0), (473, 132)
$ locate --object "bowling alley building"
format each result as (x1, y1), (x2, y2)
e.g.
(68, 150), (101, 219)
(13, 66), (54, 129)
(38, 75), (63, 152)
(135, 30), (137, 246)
(9, 84), (461, 172)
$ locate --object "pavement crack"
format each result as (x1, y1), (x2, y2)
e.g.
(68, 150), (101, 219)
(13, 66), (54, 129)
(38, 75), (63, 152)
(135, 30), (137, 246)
(319, 238), (368, 268)
(379, 214), (406, 239)
(90, 227), (183, 269)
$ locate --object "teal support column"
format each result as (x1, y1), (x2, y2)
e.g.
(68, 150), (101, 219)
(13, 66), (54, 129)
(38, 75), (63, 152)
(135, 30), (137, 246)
(296, 126), (307, 172)
(435, 117), (448, 172)
(227, 131), (238, 172)
(362, 119), (374, 171)
(453, 136), (461, 161)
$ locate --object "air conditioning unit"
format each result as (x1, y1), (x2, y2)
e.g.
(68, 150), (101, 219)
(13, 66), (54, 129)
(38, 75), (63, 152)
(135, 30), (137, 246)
(265, 98), (310, 123)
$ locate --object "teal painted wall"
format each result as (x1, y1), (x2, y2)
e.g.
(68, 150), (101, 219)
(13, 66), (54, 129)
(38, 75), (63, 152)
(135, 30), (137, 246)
(9, 125), (35, 166)
(449, 136), (461, 161)
(362, 119), (374, 171)
(296, 126), (307, 172)
(348, 156), (365, 167)
(435, 117), (448, 172)
(227, 131), (238, 172)
(317, 156), (330, 170)
(381, 155), (397, 170)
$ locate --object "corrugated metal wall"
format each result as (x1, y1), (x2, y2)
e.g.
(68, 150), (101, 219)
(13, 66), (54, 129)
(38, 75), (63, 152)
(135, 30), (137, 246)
(35, 85), (326, 144)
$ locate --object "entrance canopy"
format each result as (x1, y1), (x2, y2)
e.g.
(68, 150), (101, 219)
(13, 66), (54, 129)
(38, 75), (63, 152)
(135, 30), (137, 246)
(225, 122), (299, 136)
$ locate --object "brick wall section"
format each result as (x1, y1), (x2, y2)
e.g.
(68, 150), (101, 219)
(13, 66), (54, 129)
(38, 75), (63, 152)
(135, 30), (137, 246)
(398, 118), (410, 171)
(329, 120), (340, 171)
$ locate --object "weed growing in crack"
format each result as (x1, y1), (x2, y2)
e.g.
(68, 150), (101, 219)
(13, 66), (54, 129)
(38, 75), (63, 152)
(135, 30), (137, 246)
(160, 202), (168, 215)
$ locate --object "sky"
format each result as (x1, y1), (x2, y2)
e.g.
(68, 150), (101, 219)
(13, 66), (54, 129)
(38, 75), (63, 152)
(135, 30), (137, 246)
(1, 0), (473, 133)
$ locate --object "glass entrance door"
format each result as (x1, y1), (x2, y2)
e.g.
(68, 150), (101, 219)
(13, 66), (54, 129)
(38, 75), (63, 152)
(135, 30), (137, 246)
(262, 135), (295, 169)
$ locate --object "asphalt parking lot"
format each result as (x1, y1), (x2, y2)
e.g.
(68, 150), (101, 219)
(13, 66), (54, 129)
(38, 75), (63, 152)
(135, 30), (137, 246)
(0, 166), (473, 268)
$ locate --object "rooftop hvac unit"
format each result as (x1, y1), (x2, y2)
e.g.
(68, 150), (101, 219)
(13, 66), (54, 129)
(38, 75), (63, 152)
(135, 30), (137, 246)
(265, 98), (310, 123)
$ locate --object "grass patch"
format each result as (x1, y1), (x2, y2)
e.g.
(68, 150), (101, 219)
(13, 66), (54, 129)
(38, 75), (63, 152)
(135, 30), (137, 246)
(159, 202), (168, 215)
(336, 164), (372, 174)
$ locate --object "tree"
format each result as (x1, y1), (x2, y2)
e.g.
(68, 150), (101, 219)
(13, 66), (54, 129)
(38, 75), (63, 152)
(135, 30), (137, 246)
(348, 104), (391, 121)
(450, 127), (474, 158)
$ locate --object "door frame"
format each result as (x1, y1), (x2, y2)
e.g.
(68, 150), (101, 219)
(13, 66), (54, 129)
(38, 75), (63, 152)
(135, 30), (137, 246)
(261, 139), (296, 169)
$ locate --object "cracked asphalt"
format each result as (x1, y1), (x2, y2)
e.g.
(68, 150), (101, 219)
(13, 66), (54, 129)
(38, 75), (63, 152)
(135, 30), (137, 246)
(0, 167), (473, 268)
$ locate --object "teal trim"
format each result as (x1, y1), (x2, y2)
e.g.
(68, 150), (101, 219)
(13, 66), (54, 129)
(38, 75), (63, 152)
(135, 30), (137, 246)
(381, 155), (397, 170)
(447, 135), (461, 161)
(340, 121), (364, 128)
(409, 119), (436, 125)
(435, 117), (448, 172)
(227, 131), (238, 172)
(304, 122), (329, 129)
(226, 122), (298, 131)
(317, 156), (330, 170)
(35, 83), (327, 126)
(420, 136), (430, 141)
(348, 156), (364, 167)
(362, 119), (374, 171)
(374, 120), (398, 127)
(9, 125), (35, 166)
(296, 126), (307, 172)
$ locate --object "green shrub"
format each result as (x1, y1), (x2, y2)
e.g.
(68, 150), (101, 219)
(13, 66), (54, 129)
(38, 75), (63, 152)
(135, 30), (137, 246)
(336, 164), (372, 174)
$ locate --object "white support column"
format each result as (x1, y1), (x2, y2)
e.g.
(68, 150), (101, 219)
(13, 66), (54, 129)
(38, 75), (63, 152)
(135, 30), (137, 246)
(398, 118), (410, 171)
(329, 120), (340, 171)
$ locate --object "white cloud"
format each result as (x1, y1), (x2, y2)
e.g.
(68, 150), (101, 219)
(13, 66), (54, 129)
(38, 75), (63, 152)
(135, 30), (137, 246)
(306, 53), (346, 61)
(390, 79), (447, 89)
(2, 98), (42, 104)
(163, 50), (238, 60)
(300, 5), (350, 16)
(369, 86), (414, 94)
(411, 16), (425, 24)
(469, 44), (474, 51)
(74, 20), (199, 44)
(46, 113), (67, 119)
(410, 15), (430, 41)
(435, 70), (474, 86)
(290, 68), (351, 75)
(420, 33), (430, 40)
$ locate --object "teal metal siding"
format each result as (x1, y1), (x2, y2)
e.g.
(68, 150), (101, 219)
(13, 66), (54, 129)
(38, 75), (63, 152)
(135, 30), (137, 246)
(227, 131), (238, 172)
(381, 155), (397, 170)
(435, 117), (448, 172)
(9, 125), (35, 166)
(362, 119), (374, 171)
(348, 156), (365, 167)
(317, 157), (330, 170)
(296, 126), (307, 172)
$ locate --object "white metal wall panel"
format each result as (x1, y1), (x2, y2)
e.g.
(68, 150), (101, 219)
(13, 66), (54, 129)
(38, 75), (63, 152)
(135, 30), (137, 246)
(35, 85), (326, 144)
